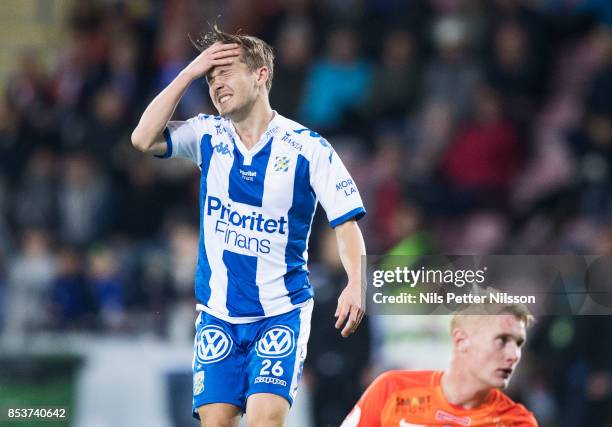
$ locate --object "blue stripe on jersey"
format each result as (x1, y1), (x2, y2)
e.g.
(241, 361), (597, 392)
(330, 206), (367, 228)
(228, 138), (273, 207)
(154, 128), (173, 158)
(284, 155), (316, 305)
(195, 134), (214, 305)
(223, 250), (265, 317)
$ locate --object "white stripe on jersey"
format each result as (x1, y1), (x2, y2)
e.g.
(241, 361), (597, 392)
(256, 139), (296, 316)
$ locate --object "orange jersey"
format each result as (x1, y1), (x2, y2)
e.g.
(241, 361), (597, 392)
(341, 370), (537, 427)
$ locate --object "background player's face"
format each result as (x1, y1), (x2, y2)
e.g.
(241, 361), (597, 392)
(463, 315), (526, 389)
(207, 48), (261, 117)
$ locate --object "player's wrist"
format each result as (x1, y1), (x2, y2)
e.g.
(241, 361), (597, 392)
(179, 67), (201, 83)
(346, 280), (362, 289)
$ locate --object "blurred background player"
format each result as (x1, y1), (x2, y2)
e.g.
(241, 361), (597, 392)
(342, 303), (537, 427)
(131, 25), (367, 427)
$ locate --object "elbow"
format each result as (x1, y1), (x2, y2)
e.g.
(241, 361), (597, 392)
(131, 129), (151, 152)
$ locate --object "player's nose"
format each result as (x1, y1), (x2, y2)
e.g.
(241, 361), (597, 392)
(505, 342), (521, 363)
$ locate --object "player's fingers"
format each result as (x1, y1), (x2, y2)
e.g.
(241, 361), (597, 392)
(334, 293), (345, 317)
(341, 307), (357, 338)
(210, 58), (235, 66)
(211, 48), (241, 59)
(335, 303), (349, 329)
(208, 42), (239, 53)
(341, 305), (360, 337)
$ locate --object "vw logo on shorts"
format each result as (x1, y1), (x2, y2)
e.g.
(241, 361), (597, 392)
(256, 325), (295, 358)
(196, 325), (233, 364)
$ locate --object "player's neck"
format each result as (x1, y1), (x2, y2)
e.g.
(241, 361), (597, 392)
(440, 368), (491, 409)
(230, 97), (274, 150)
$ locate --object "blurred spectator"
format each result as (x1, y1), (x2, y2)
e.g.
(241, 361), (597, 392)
(114, 155), (171, 240)
(406, 101), (456, 181)
(569, 112), (612, 219)
(106, 35), (139, 112)
(486, 20), (545, 125)
(166, 219), (199, 342)
(367, 29), (421, 125)
(0, 175), (13, 254)
(13, 147), (58, 231)
(167, 220), (199, 300)
(6, 50), (55, 143)
(78, 85), (130, 161)
(423, 16), (481, 117)
(88, 245), (125, 330)
(50, 246), (97, 329)
(385, 199), (433, 256)
(5, 230), (56, 338)
(300, 28), (372, 132)
(439, 85), (521, 209)
(0, 250), (6, 332)
(367, 136), (425, 251)
(585, 27), (612, 116)
(270, 21), (313, 117)
(57, 152), (113, 246)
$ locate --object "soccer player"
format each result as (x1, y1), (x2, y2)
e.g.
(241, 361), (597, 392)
(341, 304), (538, 426)
(131, 26), (367, 427)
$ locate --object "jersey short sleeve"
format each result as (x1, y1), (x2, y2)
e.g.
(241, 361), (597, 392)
(309, 139), (366, 228)
(156, 114), (212, 164)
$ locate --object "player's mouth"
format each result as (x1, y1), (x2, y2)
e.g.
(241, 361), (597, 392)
(496, 368), (513, 379)
(218, 94), (232, 105)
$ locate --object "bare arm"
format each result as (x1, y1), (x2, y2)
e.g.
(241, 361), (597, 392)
(334, 219), (367, 337)
(131, 42), (240, 155)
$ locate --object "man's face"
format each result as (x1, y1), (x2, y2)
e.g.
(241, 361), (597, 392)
(206, 49), (259, 117)
(461, 315), (526, 389)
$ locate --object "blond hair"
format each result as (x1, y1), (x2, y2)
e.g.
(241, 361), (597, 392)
(192, 24), (275, 92)
(450, 298), (535, 333)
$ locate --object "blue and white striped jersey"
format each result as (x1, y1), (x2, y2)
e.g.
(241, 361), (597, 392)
(160, 112), (365, 323)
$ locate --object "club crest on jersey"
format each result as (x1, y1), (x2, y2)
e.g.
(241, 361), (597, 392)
(213, 142), (233, 157)
(195, 325), (233, 364)
(193, 371), (205, 395)
(273, 155), (290, 172)
(255, 325), (295, 358)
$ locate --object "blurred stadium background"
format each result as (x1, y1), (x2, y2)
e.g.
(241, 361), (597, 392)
(1, 0), (612, 426)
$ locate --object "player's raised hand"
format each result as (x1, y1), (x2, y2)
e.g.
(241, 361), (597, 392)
(183, 42), (240, 81)
(335, 282), (365, 338)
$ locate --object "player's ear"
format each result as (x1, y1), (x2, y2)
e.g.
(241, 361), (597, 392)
(452, 327), (469, 353)
(254, 66), (269, 89)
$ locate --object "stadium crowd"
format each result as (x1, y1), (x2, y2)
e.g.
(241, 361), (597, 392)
(1, 0), (612, 425)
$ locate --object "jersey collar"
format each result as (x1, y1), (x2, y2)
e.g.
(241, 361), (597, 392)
(226, 111), (283, 162)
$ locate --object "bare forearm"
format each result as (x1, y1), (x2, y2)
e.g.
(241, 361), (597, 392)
(131, 43), (239, 153)
(131, 71), (194, 152)
(335, 220), (366, 284)
(334, 220), (367, 337)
